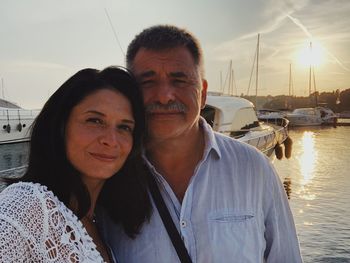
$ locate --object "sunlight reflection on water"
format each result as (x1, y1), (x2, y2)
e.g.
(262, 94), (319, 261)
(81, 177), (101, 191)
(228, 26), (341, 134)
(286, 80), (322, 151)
(273, 126), (350, 262)
(299, 131), (317, 186)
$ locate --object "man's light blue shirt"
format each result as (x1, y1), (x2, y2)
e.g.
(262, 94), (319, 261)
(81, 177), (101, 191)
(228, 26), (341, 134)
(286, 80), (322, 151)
(99, 118), (303, 263)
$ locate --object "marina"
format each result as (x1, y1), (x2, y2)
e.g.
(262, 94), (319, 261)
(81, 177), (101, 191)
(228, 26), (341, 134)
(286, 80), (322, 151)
(1, 125), (349, 261)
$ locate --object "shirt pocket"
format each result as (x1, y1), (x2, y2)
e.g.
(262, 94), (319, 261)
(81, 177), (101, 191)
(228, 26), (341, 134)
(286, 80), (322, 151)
(207, 211), (263, 263)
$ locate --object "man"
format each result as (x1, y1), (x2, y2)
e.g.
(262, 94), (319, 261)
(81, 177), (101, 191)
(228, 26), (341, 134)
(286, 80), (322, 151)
(99, 25), (303, 262)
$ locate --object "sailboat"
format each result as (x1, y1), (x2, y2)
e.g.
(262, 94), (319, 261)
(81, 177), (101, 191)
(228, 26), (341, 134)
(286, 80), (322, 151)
(285, 42), (337, 126)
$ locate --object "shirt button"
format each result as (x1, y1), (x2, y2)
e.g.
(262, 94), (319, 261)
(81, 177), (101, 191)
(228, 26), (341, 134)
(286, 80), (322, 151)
(181, 220), (187, 228)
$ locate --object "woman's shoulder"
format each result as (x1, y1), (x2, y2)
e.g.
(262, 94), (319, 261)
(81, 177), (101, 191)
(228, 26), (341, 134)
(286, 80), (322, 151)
(0, 181), (56, 207)
(1, 181), (46, 194)
(0, 182), (54, 226)
(0, 183), (105, 261)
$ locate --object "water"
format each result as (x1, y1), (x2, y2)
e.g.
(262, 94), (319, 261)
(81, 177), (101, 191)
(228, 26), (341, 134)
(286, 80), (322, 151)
(0, 142), (29, 171)
(273, 126), (350, 262)
(1, 128), (350, 261)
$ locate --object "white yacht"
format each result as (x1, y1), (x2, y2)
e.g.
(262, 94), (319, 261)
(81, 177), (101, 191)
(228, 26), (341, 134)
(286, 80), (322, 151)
(286, 108), (322, 126)
(286, 107), (337, 126)
(201, 93), (291, 159)
(0, 98), (40, 144)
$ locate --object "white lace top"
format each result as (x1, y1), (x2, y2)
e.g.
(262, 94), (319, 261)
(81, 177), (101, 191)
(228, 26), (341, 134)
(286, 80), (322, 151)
(0, 182), (106, 262)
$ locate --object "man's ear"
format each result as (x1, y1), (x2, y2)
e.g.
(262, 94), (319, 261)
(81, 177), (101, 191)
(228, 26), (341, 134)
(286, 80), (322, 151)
(200, 79), (208, 109)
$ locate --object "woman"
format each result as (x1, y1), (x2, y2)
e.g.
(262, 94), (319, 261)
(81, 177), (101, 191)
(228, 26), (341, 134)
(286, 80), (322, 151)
(0, 66), (151, 262)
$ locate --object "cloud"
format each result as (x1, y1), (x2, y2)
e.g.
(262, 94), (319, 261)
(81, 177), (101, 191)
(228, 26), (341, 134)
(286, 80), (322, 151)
(3, 60), (69, 72)
(286, 14), (350, 72)
(286, 14), (312, 38)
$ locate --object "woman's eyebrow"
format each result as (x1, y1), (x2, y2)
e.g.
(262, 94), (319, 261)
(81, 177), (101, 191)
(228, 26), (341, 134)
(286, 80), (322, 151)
(84, 110), (105, 116)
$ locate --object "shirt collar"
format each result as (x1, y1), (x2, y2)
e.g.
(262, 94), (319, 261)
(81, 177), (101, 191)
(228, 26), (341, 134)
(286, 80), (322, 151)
(142, 117), (222, 167)
(199, 116), (221, 159)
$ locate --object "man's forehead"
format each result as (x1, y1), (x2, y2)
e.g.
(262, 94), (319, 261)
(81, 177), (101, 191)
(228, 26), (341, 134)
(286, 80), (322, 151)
(132, 47), (196, 71)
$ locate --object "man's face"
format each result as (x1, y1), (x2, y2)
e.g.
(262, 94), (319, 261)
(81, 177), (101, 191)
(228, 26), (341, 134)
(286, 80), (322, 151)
(132, 47), (207, 142)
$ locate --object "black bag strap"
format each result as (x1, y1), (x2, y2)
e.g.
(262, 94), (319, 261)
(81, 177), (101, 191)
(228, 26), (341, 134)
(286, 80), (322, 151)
(147, 172), (193, 263)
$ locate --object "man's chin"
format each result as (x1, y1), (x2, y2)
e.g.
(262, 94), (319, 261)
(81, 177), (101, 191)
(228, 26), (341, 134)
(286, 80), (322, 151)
(147, 127), (182, 142)
(147, 113), (183, 122)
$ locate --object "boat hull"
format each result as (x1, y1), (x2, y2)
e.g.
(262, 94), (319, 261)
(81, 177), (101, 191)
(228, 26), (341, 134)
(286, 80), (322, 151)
(202, 94), (290, 159)
(0, 108), (39, 144)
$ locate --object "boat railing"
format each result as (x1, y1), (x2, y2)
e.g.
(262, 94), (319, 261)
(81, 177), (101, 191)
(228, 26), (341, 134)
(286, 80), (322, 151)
(259, 117), (289, 128)
(0, 109), (40, 120)
(0, 165), (27, 178)
(243, 132), (276, 152)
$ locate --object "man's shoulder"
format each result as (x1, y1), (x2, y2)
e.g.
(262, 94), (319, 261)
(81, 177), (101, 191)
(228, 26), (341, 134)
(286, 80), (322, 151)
(209, 131), (272, 174)
(212, 131), (263, 155)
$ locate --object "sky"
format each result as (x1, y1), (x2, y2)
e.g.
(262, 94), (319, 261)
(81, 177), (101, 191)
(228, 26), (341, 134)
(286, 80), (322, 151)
(1, 0), (350, 109)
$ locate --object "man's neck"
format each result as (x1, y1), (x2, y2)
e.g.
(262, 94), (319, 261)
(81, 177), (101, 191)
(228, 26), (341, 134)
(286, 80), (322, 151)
(146, 124), (205, 202)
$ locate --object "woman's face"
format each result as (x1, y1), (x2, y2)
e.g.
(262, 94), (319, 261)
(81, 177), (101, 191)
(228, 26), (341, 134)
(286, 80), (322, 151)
(65, 88), (134, 186)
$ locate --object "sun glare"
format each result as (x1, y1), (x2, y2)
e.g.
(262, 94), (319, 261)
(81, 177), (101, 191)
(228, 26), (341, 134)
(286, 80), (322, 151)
(296, 41), (325, 67)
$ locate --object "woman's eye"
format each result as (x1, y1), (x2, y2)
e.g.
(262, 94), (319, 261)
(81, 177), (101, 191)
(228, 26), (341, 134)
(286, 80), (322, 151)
(86, 118), (103, 125)
(118, 124), (133, 133)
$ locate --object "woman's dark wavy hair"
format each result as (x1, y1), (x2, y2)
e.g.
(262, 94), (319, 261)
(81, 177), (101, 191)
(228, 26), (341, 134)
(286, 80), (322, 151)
(13, 66), (151, 238)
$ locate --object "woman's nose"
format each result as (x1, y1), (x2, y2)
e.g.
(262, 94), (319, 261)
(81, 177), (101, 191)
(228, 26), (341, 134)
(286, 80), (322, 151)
(99, 128), (119, 147)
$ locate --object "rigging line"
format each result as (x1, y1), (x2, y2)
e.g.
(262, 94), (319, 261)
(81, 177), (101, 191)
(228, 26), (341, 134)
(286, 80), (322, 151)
(222, 61), (230, 94)
(232, 69), (237, 96)
(228, 60), (232, 95)
(247, 47), (257, 96)
(104, 8), (125, 57)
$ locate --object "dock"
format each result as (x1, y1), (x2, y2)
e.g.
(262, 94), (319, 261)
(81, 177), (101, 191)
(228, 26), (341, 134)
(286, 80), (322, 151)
(336, 118), (350, 126)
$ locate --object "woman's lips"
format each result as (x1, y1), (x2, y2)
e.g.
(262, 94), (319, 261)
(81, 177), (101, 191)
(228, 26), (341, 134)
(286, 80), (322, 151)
(89, 152), (117, 162)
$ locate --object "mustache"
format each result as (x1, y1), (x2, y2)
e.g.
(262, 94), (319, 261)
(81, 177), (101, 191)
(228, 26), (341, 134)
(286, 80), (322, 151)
(145, 101), (187, 113)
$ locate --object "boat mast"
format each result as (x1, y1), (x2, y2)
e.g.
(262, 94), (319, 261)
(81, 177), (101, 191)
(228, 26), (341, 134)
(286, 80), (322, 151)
(220, 70), (223, 93)
(288, 63), (294, 109)
(308, 42), (312, 97)
(313, 64), (318, 106)
(289, 63), (292, 96)
(246, 47), (257, 96)
(1, 78), (4, 99)
(232, 68), (237, 96)
(308, 41), (318, 106)
(255, 34), (260, 108)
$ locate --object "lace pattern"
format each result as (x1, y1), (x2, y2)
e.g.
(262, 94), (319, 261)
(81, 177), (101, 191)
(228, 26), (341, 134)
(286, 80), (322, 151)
(0, 182), (105, 262)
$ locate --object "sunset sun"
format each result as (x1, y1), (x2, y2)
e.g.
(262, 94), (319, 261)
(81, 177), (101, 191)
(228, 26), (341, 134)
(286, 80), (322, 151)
(296, 41), (325, 67)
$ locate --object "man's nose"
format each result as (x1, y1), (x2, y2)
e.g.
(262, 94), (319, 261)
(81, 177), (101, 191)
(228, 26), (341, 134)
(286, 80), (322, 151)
(153, 81), (176, 105)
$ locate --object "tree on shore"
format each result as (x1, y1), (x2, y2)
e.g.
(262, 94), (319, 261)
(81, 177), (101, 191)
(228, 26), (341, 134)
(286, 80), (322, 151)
(243, 88), (350, 112)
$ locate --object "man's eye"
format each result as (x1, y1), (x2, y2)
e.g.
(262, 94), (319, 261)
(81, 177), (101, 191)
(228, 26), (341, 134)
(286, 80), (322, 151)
(173, 79), (187, 86)
(174, 79), (186, 83)
(140, 80), (155, 88)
